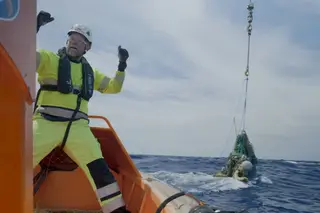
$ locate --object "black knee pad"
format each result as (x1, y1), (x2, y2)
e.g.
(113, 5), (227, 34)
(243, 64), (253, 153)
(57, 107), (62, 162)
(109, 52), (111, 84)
(87, 158), (116, 188)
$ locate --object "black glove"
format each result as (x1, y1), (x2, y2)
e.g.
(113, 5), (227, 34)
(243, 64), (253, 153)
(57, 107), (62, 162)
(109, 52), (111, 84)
(117, 45), (129, 71)
(118, 45), (129, 62)
(37, 10), (54, 33)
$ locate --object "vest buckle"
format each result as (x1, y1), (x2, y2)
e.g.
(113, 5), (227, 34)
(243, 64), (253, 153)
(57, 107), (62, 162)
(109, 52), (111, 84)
(72, 88), (81, 95)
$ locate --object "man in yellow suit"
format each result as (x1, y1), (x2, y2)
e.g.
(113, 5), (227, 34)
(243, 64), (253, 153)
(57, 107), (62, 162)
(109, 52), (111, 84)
(34, 11), (129, 213)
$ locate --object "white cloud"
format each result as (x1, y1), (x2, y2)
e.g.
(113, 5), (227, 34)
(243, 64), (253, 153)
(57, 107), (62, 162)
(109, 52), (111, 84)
(37, 0), (320, 161)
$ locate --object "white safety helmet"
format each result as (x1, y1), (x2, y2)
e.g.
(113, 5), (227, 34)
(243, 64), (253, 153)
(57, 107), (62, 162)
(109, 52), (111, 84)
(68, 24), (92, 43)
(240, 160), (253, 172)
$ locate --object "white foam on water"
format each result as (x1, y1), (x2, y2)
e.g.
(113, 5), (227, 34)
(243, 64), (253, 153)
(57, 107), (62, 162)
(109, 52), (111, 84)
(250, 175), (273, 185)
(148, 170), (251, 193)
(285, 160), (298, 164)
(202, 177), (249, 192)
(259, 176), (273, 184)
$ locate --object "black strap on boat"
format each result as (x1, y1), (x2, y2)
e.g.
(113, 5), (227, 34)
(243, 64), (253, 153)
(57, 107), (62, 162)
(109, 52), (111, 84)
(154, 191), (248, 213)
(33, 168), (49, 194)
(60, 94), (82, 149)
(33, 87), (42, 114)
(155, 192), (186, 213)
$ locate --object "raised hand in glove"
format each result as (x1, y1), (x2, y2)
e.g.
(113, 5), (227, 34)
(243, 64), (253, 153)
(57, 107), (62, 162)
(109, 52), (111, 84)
(117, 45), (129, 71)
(37, 10), (54, 33)
(118, 45), (129, 62)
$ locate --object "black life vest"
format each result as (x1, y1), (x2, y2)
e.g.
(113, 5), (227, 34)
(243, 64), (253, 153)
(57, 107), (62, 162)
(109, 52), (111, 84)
(40, 47), (94, 101)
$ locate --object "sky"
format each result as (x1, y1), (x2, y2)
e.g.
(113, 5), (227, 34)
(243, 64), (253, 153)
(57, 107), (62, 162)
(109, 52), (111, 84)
(36, 0), (320, 161)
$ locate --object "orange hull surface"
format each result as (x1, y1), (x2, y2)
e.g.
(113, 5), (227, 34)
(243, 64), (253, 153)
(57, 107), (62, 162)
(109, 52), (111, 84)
(0, 0), (35, 213)
(33, 116), (204, 213)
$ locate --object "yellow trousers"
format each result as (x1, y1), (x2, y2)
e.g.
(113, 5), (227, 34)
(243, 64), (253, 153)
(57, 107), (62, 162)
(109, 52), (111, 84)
(33, 114), (125, 213)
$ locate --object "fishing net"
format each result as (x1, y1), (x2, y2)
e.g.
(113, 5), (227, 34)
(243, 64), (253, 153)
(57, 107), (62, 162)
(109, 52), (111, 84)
(220, 131), (257, 176)
(233, 132), (249, 155)
(232, 131), (257, 164)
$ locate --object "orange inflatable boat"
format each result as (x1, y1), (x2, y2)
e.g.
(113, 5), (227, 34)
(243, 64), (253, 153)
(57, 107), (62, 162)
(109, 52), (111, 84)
(0, 1), (240, 213)
(33, 115), (210, 213)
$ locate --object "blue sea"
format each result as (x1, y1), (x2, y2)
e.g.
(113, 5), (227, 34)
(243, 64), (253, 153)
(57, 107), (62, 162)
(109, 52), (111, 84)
(131, 155), (320, 213)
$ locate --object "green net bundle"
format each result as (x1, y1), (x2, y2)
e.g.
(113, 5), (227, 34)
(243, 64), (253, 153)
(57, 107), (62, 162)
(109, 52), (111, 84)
(218, 131), (257, 177)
